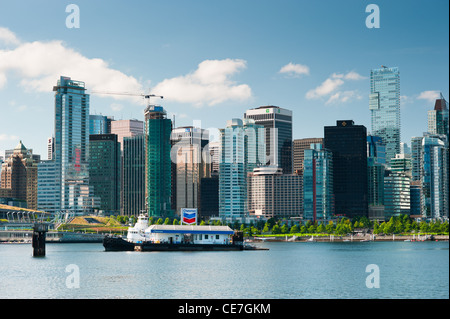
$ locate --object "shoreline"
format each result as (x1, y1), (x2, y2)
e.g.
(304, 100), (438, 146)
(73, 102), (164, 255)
(249, 234), (449, 243)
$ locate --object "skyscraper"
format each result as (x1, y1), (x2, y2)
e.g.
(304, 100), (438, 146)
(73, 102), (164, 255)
(247, 166), (302, 219)
(122, 134), (146, 216)
(428, 94), (449, 140)
(0, 141), (38, 210)
(244, 106), (293, 174)
(39, 76), (99, 214)
(89, 134), (121, 214)
(302, 143), (334, 221)
(219, 118), (265, 221)
(324, 120), (368, 218)
(144, 105), (173, 218)
(293, 138), (323, 173)
(384, 154), (411, 219)
(171, 126), (210, 217)
(369, 66), (400, 165)
(110, 119), (144, 150)
(421, 134), (448, 219)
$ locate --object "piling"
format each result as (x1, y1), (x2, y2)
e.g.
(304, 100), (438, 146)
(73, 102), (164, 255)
(32, 223), (48, 257)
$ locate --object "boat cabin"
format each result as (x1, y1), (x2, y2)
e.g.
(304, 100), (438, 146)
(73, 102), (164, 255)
(144, 225), (235, 245)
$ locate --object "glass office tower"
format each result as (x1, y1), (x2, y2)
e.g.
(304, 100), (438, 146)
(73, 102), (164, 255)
(324, 120), (368, 219)
(122, 134), (146, 216)
(171, 126), (210, 217)
(39, 76), (99, 214)
(421, 134), (449, 219)
(144, 105), (173, 218)
(219, 118), (265, 221)
(89, 134), (121, 214)
(303, 143), (334, 221)
(244, 106), (293, 174)
(369, 66), (400, 165)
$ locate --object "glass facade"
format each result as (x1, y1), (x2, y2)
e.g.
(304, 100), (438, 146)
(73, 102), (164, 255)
(303, 144), (334, 221)
(324, 120), (368, 218)
(219, 118), (265, 220)
(144, 105), (173, 218)
(244, 106), (293, 174)
(122, 134), (146, 216)
(38, 76), (98, 214)
(370, 66), (400, 165)
(89, 134), (121, 214)
(171, 127), (210, 217)
(421, 135), (448, 219)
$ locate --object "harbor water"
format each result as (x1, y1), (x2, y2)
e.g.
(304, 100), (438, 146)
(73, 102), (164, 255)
(0, 241), (448, 299)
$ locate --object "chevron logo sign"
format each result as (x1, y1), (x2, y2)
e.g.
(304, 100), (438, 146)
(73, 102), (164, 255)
(181, 208), (197, 225)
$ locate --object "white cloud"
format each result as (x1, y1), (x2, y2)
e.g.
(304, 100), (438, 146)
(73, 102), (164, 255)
(326, 90), (362, 105)
(0, 27), (21, 46)
(0, 27), (144, 104)
(0, 134), (20, 141)
(153, 59), (252, 107)
(417, 90), (440, 103)
(279, 62), (310, 77)
(306, 71), (366, 103)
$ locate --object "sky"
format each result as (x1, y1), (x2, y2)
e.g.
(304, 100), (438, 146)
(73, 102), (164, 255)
(0, 0), (449, 158)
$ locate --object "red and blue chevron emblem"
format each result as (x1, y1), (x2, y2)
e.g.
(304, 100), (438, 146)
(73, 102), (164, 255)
(182, 209), (197, 225)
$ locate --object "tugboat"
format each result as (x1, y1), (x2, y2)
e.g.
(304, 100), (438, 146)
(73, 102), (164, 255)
(103, 214), (248, 252)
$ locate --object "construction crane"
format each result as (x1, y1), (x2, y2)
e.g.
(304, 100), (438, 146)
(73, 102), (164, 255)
(90, 90), (163, 106)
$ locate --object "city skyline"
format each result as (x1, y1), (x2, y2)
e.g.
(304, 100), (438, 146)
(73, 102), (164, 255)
(1, 0), (449, 158)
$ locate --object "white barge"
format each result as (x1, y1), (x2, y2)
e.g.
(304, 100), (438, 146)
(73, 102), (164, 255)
(103, 214), (246, 251)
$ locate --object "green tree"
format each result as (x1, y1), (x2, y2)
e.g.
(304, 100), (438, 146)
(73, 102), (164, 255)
(281, 224), (289, 234)
(419, 221), (429, 233)
(173, 218), (179, 225)
(308, 224), (316, 234)
(317, 223), (325, 234)
(290, 224), (300, 234)
(300, 225), (307, 234)
(272, 224), (281, 234)
(156, 218), (163, 225)
(262, 223), (270, 233)
(325, 221), (335, 234)
(163, 217), (170, 225)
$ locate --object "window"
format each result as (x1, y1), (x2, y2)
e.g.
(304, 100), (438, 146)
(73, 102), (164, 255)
(216, 235), (220, 240)
(205, 235), (208, 239)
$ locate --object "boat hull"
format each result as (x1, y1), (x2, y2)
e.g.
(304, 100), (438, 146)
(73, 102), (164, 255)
(103, 236), (243, 252)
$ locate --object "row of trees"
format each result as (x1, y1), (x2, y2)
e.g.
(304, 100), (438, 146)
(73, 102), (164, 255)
(111, 214), (449, 236)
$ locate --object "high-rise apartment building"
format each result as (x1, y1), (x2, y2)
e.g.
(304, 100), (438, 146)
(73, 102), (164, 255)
(144, 105), (173, 218)
(247, 166), (302, 219)
(324, 120), (368, 218)
(171, 126), (210, 217)
(421, 134), (448, 219)
(38, 76), (99, 214)
(89, 134), (121, 214)
(384, 154), (411, 219)
(302, 143), (334, 221)
(219, 118), (265, 220)
(244, 106), (293, 174)
(369, 66), (401, 165)
(0, 141), (38, 210)
(122, 134), (146, 216)
(293, 138), (323, 173)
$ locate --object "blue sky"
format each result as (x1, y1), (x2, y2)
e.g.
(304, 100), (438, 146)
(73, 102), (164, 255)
(0, 0), (449, 158)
